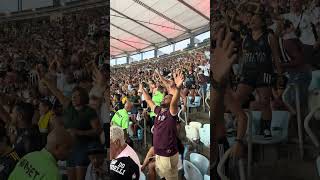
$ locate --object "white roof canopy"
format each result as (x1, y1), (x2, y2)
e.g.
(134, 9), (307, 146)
(110, 0), (210, 57)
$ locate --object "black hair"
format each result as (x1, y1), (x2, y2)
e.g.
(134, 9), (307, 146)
(15, 102), (34, 124)
(252, 13), (268, 32)
(0, 127), (9, 145)
(72, 86), (89, 105)
(283, 19), (293, 30)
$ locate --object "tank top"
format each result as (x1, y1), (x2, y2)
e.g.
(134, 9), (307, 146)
(241, 32), (273, 73)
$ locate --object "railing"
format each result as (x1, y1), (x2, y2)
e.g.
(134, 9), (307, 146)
(178, 108), (186, 123)
(205, 95), (210, 117)
(304, 106), (320, 147)
(282, 84), (303, 158)
(217, 148), (246, 180)
(246, 111), (252, 180)
(198, 88), (206, 111)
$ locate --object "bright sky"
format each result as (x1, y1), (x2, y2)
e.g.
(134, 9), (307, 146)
(111, 31), (210, 66)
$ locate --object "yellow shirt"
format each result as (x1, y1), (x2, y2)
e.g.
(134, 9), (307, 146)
(121, 96), (127, 104)
(38, 111), (53, 133)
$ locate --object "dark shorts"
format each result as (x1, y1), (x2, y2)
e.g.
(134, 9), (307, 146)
(239, 71), (275, 88)
(67, 144), (90, 167)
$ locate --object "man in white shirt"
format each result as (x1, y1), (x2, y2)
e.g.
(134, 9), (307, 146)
(281, 0), (320, 65)
(282, 0), (316, 46)
(110, 126), (142, 179)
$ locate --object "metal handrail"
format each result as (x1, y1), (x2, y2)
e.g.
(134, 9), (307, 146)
(178, 108), (186, 123)
(304, 106), (320, 147)
(282, 83), (303, 158)
(217, 148), (246, 180)
(217, 148), (231, 180)
(205, 95), (210, 117)
(246, 111), (252, 180)
(198, 88), (206, 111)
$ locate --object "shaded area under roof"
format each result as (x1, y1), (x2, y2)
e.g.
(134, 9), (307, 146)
(110, 0), (210, 57)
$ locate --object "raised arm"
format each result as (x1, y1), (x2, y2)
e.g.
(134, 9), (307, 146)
(155, 69), (170, 87)
(37, 65), (70, 109)
(0, 105), (11, 124)
(170, 70), (184, 116)
(139, 84), (156, 112)
(269, 33), (283, 74)
(155, 69), (175, 95)
(0, 93), (18, 124)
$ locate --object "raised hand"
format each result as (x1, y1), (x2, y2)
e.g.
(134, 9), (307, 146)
(212, 27), (237, 83)
(35, 64), (45, 80)
(173, 70), (184, 89)
(92, 63), (106, 86)
(138, 83), (144, 93)
(155, 68), (160, 75)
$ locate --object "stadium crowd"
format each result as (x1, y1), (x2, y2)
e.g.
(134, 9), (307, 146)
(0, 7), (112, 180)
(110, 44), (210, 180)
(212, 0), (320, 179)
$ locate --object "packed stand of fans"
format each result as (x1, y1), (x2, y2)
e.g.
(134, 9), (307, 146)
(110, 45), (210, 180)
(0, 7), (112, 180)
(212, 0), (320, 179)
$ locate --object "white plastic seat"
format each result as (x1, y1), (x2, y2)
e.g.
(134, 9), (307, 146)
(184, 160), (203, 180)
(317, 156), (320, 177)
(249, 111), (290, 144)
(185, 125), (199, 141)
(190, 153), (209, 176)
(203, 124), (210, 130)
(189, 121), (202, 131)
(139, 171), (146, 180)
(204, 174), (210, 180)
(199, 126), (210, 147)
(309, 70), (320, 91)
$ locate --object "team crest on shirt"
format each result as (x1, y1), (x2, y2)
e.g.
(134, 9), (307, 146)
(158, 115), (166, 121)
(132, 173), (136, 179)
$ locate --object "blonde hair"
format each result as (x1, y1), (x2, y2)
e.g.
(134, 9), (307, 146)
(110, 126), (125, 146)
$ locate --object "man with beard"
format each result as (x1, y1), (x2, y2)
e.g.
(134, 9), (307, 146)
(138, 69), (184, 180)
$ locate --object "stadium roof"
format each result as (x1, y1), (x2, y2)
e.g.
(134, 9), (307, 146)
(110, 0), (210, 57)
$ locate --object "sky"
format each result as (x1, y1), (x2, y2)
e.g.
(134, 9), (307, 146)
(110, 31), (210, 66)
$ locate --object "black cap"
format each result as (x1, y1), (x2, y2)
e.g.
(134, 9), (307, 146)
(110, 157), (140, 180)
